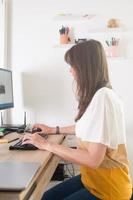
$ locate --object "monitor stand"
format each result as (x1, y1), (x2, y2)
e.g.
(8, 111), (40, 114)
(0, 112), (27, 131)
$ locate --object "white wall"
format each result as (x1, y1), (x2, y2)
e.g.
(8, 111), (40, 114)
(0, 1), (3, 66)
(6, 0), (133, 179)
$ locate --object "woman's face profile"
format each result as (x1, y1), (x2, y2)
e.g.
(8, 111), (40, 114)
(69, 66), (77, 80)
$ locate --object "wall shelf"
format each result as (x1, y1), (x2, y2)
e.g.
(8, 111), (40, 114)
(87, 28), (124, 34)
(54, 44), (75, 48)
(107, 56), (126, 60)
(54, 14), (96, 21)
(54, 14), (129, 59)
(54, 44), (129, 60)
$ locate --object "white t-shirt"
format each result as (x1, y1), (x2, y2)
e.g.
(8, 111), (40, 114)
(75, 87), (126, 149)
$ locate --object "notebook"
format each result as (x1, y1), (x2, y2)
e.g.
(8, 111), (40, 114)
(0, 162), (40, 191)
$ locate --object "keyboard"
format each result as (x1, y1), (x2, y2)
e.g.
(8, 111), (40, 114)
(9, 134), (48, 150)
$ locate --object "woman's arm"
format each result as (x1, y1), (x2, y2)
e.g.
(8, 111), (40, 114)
(22, 133), (107, 169)
(59, 125), (75, 135)
(45, 141), (106, 169)
(33, 124), (75, 135)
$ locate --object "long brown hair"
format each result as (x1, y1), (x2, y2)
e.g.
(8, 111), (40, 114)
(65, 39), (112, 121)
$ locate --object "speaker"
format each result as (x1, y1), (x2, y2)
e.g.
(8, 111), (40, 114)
(51, 164), (65, 181)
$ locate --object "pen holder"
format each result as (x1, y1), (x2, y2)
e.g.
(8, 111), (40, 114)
(106, 46), (119, 57)
(60, 34), (69, 44)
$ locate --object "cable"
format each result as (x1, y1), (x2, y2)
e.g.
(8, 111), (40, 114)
(63, 160), (75, 178)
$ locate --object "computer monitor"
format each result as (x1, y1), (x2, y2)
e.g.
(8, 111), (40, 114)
(0, 68), (14, 110)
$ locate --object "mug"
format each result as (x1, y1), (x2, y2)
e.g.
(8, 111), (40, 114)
(60, 34), (69, 44)
(106, 46), (119, 57)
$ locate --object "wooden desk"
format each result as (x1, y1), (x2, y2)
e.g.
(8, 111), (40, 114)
(0, 132), (65, 200)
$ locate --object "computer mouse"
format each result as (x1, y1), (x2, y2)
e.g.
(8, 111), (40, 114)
(32, 127), (42, 133)
(17, 128), (24, 133)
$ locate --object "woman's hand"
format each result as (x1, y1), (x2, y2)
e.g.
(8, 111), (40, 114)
(22, 133), (49, 150)
(33, 124), (56, 134)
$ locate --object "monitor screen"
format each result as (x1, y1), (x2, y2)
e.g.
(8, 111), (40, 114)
(0, 68), (14, 110)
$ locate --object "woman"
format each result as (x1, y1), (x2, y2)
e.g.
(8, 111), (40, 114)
(23, 40), (132, 200)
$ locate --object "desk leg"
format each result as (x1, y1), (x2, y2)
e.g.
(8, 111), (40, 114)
(29, 155), (61, 200)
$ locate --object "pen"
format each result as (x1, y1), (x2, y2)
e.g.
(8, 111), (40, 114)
(0, 138), (20, 144)
(8, 138), (20, 143)
(59, 26), (69, 35)
(105, 40), (109, 46)
(111, 37), (114, 45)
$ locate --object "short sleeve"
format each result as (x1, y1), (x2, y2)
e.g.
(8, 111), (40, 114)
(75, 88), (126, 149)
